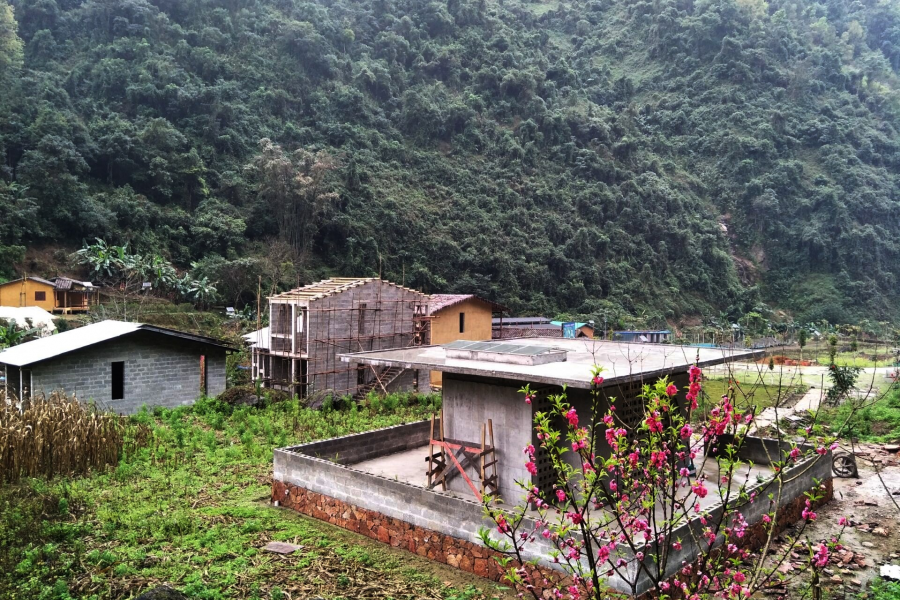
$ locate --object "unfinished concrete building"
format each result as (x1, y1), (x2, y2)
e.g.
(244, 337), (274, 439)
(272, 338), (834, 594)
(249, 278), (429, 399)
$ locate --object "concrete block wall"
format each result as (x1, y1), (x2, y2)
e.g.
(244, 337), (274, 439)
(292, 420), (435, 465)
(29, 331), (227, 414)
(615, 450), (834, 595)
(306, 280), (426, 397)
(274, 421), (562, 571)
(442, 374), (533, 503)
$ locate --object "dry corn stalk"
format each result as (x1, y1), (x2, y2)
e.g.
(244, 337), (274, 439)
(0, 389), (140, 484)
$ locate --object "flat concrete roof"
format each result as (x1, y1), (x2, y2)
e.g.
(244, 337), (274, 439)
(340, 338), (762, 389)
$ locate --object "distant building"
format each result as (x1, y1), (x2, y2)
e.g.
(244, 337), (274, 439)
(427, 294), (506, 388)
(614, 330), (671, 343)
(492, 317), (593, 339)
(249, 278), (428, 400)
(0, 320), (232, 413)
(0, 276), (97, 313)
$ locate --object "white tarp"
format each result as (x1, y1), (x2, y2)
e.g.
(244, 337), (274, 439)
(0, 307), (57, 337)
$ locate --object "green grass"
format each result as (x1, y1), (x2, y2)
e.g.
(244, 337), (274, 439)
(0, 393), (508, 600)
(817, 385), (900, 443)
(693, 376), (807, 421)
(865, 579), (900, 600)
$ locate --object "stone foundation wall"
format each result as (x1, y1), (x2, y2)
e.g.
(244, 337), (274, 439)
(274, 479), (507, 579)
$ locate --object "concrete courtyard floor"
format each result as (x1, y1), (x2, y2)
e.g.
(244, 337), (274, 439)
(351, 443), (777, 523)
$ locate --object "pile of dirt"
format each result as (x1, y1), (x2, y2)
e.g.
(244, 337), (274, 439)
(761, 355), (814, 367)
(217, 385), (290, 407)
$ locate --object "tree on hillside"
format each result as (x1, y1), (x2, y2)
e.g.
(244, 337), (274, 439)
(247, 139), (339, 268)
(0, 0), (22, 76)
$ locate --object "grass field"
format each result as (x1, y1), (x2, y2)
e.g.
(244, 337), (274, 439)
(693, 374), (808, 422)
(0, 394), (509, 600)
(816, 385), (900, 443)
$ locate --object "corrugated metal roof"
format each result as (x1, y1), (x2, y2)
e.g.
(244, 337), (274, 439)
(0, 307), (57, 336)
(491, 317), (551, 325)
(242, 327), (270, 350)
(0, 276), (56, 288)
(0, 320), (234, 367)
(428, 294), (507, 314)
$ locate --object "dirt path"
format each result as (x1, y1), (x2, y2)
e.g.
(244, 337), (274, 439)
(770, 445), (900, 596)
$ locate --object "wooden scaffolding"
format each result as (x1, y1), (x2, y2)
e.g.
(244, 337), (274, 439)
(426, 410), (498, 502)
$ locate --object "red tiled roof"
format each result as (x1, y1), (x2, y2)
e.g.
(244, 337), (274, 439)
(428, 294), (507, 314)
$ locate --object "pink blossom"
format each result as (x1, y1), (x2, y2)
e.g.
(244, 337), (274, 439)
(645, 412), (663, 433)
(666, 383), (678, 397)
(762, 514), (771, 524)
(593, 375), (604, 386)
(524, 394), (533, 404)
(790, 447), (801, 460)
(602, 414), (614, 426)
(526, 461), (537, 476)
(692, 480), (709, 499)
(556, 489), (566, 503)
(672, 541), (682, 551)
(524, 444), (535, 456)
(566, 408), (579, 427)
(816, 446), (827, 455)
(814, 543), (829, 567)
(733, 571), (746, 583)
(680, 424), (693, 439)
(830, 441), (839, 450)
(838, 517), (848, 526)
(497, 515), (509, 533)
(566, 511), (583, 525)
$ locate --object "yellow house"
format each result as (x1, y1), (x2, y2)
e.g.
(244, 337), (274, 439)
(427, 294), (506, 388)
(0, 276), (96, 313)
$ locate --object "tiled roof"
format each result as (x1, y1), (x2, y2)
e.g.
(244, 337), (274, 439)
(52, 276), (93, 291)
(428, 294), (507, 315)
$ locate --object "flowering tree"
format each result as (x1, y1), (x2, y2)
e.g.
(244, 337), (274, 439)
(479, 365), (844, 599)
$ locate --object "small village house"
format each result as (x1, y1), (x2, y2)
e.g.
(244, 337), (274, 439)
(492, 317), (594, 339)
(427, 294), (506, 387)
(0, 320), (232, 413)
(0, 276), (97, 314)
(614, 329), (671, 343)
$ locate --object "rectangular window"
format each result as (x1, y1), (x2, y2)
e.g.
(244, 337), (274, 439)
(459, 312), (465, 333)
(111, 362), (124, 400)
(34, 291), (46, 301)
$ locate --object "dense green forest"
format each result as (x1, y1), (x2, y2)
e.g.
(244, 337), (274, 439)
(1, 0), (899, 324)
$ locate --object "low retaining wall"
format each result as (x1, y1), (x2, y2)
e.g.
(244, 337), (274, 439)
(294, 420), (434, 465)
(273, 423), (833, 596)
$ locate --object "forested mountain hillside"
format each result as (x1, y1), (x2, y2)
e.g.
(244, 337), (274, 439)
(1, 0), (899, 324)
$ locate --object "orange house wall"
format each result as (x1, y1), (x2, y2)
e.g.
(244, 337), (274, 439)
(0, 280), (57, 311)
(429, 298), (493, 387)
